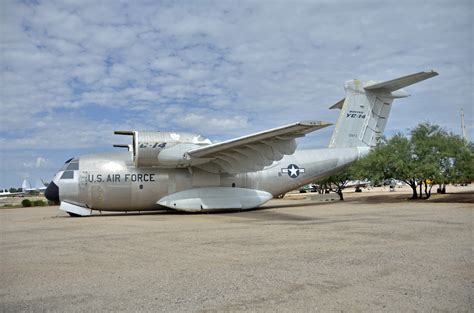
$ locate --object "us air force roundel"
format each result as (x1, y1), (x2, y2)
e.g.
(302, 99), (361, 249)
(281, 164), (305, 178)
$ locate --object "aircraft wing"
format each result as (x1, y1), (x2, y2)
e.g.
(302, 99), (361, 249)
(0, 191), (25, 197)
(187, 121), (331, 173)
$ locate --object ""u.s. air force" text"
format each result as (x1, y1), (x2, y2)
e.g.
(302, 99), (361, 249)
(86, 173), (155, 183)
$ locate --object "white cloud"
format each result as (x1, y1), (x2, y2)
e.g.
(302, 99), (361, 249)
(151, 56), (186, 71)
(36, 157), (47, 168)
(22, 156), (49, 169)
(181, 113), (249, 134)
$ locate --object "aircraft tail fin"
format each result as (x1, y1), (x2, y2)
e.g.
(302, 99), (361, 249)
(328, 70), (438, 148)
(35, 179), (46, 189)
(22, 179), (32, 191)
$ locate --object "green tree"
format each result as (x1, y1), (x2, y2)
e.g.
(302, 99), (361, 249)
(316, 167), (355, 200)
(411, 123), (449, 197)
(354, 122), (473, 199)
(447, 140), (474, 185)
(412, 123), (473, 196)
(354, 135), (421, 198)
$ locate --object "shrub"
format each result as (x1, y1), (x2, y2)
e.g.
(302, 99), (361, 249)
(33, 200), (46, 206)
(21, 199), (32, 207)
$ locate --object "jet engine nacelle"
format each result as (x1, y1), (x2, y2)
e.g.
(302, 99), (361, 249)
(114, 130), (212, 168)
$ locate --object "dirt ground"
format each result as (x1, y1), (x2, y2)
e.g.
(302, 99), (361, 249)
(0, 195), (48, 208)
(0, 187), (472, 312)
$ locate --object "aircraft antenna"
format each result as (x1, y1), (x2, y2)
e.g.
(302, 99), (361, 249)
(461, 108), (467, 142)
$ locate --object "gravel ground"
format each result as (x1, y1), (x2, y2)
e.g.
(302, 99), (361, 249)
(0, 192), (472, 312)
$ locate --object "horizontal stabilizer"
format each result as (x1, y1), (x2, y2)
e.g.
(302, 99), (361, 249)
(364, 70), (438, 92)
(329, 98), (345, 110)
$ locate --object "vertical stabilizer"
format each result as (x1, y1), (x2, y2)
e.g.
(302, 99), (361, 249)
(22, 179), (32, 191)
(328, 70), (438, 148)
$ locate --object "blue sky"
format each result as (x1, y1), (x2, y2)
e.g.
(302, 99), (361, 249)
(0, 0), (472, 188)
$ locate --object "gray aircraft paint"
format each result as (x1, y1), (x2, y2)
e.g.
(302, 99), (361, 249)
(45, 71), (438, 216)
(54, 146), (367, 212)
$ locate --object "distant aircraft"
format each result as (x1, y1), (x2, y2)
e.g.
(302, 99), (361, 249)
(0, 179), (47, 198)
(45, 71), (438, 216)
(22, 179), (47, 193)
(0, 189), (25, 197)
(346, 180), (371, 189)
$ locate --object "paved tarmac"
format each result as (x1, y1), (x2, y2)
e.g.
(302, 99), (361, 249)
(1, 193), (472, 312)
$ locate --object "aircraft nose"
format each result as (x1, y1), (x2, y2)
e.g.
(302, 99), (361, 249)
(45, 181), (59, 202)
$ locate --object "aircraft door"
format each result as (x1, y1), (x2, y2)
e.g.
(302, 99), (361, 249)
(79, 170), (106, 209)
(78, 170), (89, 205)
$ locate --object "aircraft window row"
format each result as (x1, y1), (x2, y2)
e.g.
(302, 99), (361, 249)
(60, 171), (74, 179)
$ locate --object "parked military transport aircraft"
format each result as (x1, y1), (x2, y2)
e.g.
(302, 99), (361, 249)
(45, 71), (438, 216)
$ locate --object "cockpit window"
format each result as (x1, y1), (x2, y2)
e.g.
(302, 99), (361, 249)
(61, 159), (78, 171)
(66, 162), (79, 170)
(60, 171), (74, 179)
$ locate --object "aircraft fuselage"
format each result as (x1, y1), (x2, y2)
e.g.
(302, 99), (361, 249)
(51, 147), (368, 212)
